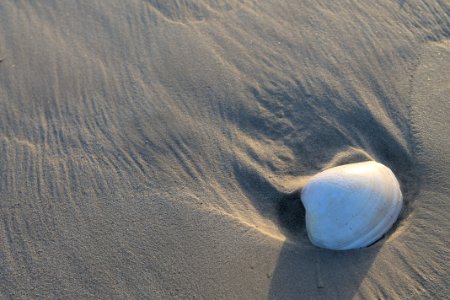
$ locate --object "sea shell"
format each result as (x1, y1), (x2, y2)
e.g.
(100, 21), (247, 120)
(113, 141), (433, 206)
(301, 161), (403, 250)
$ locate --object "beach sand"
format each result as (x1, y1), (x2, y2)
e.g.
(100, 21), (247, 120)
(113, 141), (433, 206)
(0, 1), (449, 298)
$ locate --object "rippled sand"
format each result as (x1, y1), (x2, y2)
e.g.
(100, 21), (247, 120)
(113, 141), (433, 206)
(0, 1), (449, 298)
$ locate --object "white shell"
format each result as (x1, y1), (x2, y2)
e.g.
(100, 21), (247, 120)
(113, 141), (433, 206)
(301, 161), (403, 250)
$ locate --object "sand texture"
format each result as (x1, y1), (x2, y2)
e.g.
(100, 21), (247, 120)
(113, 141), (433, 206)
(0, 1), (449, 299)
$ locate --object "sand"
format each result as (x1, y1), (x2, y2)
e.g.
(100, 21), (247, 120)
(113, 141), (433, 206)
(0, 0), (449, 299)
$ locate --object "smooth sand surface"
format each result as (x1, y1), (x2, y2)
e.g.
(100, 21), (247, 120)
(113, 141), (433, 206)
(0, 1), (449, 299)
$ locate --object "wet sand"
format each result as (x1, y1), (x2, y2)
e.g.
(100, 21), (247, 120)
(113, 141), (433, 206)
(0, 1), (449, 298)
